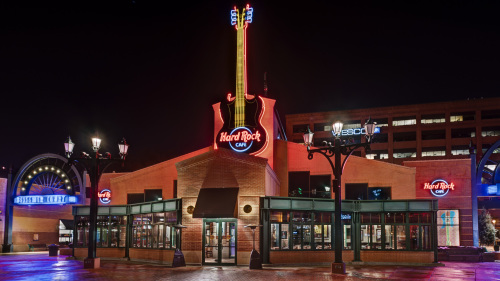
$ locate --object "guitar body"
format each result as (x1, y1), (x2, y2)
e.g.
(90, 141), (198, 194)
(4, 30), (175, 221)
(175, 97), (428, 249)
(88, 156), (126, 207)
(216, 95), (268, 155)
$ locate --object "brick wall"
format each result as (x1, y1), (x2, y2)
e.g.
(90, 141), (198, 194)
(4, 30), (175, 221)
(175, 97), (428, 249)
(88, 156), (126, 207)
(404, 159), (472, 246)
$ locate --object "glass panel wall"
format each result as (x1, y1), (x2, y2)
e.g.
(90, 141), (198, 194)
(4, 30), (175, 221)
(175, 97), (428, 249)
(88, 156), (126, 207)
(131, 211), (178, 249)
(75, 215), (127, 248)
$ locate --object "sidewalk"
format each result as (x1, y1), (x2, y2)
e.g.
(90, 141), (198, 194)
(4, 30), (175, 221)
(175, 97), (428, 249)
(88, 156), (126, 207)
(0, 252), (499, 280)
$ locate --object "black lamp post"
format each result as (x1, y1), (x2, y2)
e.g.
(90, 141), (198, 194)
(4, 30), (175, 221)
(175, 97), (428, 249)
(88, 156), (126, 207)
(303, 118), (376, 274)
(64, 136), (129, 269)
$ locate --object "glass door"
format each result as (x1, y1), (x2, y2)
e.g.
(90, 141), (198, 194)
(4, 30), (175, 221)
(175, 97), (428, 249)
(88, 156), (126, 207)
(203, 219), (237, 265)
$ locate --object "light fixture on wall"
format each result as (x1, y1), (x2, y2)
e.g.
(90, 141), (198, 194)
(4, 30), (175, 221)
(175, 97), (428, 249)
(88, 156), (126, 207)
(243, 204), (252, 213)
(187, 205), (195, 214)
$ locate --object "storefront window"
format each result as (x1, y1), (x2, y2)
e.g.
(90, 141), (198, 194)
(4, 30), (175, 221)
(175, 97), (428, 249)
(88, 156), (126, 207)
(75, 215), (126, 248)
(131, 211), (177, 249)
(410, 225), (420, 250)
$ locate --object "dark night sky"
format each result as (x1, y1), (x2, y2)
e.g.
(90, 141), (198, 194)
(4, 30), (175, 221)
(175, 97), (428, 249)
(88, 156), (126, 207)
(1, 1), (499, 172)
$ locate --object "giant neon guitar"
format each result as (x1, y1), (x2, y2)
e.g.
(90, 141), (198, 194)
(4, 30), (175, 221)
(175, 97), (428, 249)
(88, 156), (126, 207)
(216, 4), (268, 155)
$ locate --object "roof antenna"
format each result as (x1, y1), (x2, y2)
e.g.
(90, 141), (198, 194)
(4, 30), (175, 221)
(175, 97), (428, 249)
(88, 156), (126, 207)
(263, 72), (268, 97)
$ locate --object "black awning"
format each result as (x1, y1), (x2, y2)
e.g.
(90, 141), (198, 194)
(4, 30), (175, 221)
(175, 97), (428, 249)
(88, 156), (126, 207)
(192, 187), (239, 218)
(60, 219), (74, 230)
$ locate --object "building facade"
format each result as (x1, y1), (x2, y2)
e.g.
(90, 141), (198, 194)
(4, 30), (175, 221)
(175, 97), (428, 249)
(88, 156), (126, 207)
(285, 98), (500, 165)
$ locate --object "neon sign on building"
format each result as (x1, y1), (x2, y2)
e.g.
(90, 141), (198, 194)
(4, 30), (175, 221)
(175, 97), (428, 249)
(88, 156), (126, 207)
(423, 179), (455, 197)
(99, 189), (112, 204)
(14, 195), (78, 205)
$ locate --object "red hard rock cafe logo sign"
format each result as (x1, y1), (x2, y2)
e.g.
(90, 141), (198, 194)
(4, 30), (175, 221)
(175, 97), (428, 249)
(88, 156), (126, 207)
(218, 127), (262, 153)
(423, 179), (455, 197)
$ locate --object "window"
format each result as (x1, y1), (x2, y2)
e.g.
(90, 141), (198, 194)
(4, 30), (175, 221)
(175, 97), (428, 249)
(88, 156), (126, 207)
(450, 111), (475, 122)
(421, 130), (445, 140)
(374, 133), (388, 143)
(288, 172), (310, 197)
(393, 132), (416, 142)
(270, 211), (335, 251)
(289, 172), (331, 199)
(421, 114), (445, 124)
(481, 126), (500, 137)
(127, 193), (145, 204)
(367, 187), (391, 200)
(293, 124), (309, 133)
(345, 183), (368, 200)
(393, 149), (416, 159)
(481, 109), (500, 120)
(366, 150), (389, 160)
(314, 123), (331, 132)
(372, 118), (388, 127)
(392, 116), (416, 126)
(75, 215), (127, 248)
(385, 213), (406, 250)
(310, 175), (331, 199)
(422, 147), (446, 157)
(360, 213), (382, 249)
(131, 211), (177, 249)
(342, 120), (361, 130)
(451, 128), (476, 138)
(451, 145), (470, 156)
(145, 189), (163, 202)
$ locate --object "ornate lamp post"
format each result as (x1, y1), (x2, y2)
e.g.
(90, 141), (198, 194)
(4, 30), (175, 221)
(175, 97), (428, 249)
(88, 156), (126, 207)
(303, 118), (376, 274)
(64, 136), (129, 269)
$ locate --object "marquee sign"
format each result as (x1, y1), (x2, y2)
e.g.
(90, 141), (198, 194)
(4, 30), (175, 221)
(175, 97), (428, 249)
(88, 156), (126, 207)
(13, 195), (78, 205)
(423, 179), (455, 197)
(99, 189), (112, 204)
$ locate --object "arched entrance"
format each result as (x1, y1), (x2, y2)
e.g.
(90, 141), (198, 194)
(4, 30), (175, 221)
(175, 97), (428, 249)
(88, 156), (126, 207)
(3, 153), (84, 252)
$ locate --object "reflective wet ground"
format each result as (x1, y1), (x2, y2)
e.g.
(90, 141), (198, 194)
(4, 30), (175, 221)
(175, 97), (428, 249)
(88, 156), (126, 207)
(1, 252), (499, 280)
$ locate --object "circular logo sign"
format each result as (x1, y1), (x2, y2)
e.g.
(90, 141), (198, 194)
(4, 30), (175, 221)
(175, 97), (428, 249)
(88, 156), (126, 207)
(424, 179), (454, 197)
(227, 127), (256, 153)
(98, 189), (111, 204)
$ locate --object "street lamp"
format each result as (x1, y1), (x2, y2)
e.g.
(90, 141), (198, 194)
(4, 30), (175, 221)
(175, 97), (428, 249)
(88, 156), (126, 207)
(64, 136), (129, 269)
(303, 117), (376, 274)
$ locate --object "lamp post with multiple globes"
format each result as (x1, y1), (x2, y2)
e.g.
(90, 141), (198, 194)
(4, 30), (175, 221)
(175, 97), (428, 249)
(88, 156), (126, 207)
(64, 136), (129, 269)
(303, 118), (376, 274)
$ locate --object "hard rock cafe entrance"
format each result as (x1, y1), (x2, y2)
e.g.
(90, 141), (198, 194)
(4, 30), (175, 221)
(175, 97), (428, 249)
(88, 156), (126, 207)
(202, 219), (237, 265)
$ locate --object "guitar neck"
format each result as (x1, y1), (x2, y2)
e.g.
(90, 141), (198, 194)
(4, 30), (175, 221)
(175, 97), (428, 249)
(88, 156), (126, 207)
(232, 5), (253, 127)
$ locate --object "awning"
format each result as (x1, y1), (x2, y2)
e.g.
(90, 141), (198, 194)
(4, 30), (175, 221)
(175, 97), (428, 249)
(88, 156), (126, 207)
(60, 219), (74, 230)
(192, 187), (239, 218)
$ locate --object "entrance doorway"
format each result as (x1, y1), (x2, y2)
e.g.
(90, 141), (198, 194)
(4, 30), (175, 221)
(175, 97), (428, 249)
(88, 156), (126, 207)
(203, 219), (237, 265)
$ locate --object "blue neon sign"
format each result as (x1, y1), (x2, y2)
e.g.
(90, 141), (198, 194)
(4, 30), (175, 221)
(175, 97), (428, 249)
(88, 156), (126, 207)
(14, 195), (78, 205)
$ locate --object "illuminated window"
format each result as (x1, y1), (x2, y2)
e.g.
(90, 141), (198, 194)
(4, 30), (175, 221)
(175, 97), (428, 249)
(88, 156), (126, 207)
(392, 116), (416, 126)
(450, 111), (475, 122)
(481, 126), (500, 137)
(366, 150), (389, 160)
(451, 145), (470, 156)
(75, 215), (127, 248)
(421, 114), (445, 124)
(393, 149), (417, 159)
(130, 211), (177, 249)
(422, 147), (446, 157)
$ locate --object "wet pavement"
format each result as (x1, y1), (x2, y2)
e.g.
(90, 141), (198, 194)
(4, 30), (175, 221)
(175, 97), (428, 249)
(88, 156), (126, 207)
(0, 252), (499, 280)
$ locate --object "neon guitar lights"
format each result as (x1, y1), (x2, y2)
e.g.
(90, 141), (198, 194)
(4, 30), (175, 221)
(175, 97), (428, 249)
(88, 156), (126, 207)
(216, 4), (269, 155)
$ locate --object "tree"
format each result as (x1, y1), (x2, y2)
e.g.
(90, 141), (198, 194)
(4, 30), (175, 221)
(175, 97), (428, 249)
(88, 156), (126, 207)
(479, 208), (495, 246)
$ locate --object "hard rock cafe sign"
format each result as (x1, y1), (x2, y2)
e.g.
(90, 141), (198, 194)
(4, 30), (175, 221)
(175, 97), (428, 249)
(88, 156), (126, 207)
(99, 189), (112, 204)
(423, 179), (455, 197)
(218, 127), (263, 153)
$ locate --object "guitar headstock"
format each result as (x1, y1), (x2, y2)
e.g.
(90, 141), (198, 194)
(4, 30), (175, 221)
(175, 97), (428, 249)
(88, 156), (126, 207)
(230, 4), (253, 29)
